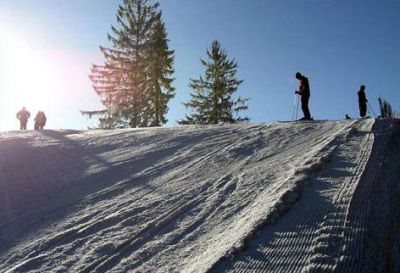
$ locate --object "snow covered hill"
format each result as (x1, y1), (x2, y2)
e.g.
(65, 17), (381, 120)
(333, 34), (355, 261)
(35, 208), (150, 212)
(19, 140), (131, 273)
(0, 119), (399, 273)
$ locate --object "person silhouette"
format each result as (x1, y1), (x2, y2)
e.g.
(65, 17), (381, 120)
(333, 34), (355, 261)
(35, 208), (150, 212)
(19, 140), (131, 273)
(358, 85), (368, 118)
(34, 111), (47, 130)
(295, 72), (312, 120)
(16, 107), (31, 130)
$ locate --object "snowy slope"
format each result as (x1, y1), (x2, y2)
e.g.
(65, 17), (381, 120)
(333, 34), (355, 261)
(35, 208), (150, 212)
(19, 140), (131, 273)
(0, 119), (398, 273)
(211, 119), (400, 273)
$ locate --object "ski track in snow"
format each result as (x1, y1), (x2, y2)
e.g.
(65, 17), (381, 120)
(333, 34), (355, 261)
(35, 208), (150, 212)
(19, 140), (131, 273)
(0, 119), (397, 273)
(210, 118), (400, 273)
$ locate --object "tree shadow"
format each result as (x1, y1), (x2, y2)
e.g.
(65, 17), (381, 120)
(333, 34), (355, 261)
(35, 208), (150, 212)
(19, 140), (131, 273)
(0, 128), (217, 254)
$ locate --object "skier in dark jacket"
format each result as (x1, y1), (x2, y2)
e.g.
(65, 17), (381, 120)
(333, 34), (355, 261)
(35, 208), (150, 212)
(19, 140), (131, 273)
(34, 111), (47, 130)
(295, 72), (312, 120)
(16, 107), (31, 130)
(358, 85), (367, 118)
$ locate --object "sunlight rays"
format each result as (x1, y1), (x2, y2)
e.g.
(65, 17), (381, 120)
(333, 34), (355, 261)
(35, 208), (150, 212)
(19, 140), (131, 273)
(0, 31), (59, 130)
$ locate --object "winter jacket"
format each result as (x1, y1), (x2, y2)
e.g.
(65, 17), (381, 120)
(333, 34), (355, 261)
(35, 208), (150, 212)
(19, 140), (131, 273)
(17, 110), (30, 122)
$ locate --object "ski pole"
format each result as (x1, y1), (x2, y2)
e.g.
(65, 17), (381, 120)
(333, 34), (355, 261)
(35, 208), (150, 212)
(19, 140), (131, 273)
(367, 101), (377, 117)
(366, 103), (372, 117)
(296, 95), (300, 120)
(292, 94), (297, 120)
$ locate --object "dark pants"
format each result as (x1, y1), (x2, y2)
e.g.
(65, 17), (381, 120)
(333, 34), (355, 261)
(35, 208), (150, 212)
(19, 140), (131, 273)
(301, 96), (311, 119)
(359, 101), (367, 117)
(35, 122), (44, 130)
(20, 120), (27, 130)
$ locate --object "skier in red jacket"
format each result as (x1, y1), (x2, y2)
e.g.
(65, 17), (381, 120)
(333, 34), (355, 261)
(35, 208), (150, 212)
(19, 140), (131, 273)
(16, 107), (31, 130)
(34, 111), (47, 130)
(295, 72), (312, 120)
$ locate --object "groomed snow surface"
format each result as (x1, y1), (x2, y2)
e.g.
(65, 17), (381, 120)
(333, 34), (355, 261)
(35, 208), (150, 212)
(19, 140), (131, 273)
(0, 119), (399, 273)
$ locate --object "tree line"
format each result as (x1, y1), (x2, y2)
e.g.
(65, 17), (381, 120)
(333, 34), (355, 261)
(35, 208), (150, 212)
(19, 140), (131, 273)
(83, 0), (248, 129)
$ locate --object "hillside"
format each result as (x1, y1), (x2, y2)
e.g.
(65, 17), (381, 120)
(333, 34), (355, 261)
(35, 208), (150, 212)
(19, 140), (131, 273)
(0, 119), (399, 273)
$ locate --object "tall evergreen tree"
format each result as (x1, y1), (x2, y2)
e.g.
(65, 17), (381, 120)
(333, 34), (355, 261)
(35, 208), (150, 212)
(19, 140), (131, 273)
(146, 18), (175, 126)
(179, 40), (249, 125)
(87, 0), (174, 128)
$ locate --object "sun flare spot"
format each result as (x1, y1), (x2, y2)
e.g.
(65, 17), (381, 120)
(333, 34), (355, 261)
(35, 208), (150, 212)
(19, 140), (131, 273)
(0, 32), (60, 130)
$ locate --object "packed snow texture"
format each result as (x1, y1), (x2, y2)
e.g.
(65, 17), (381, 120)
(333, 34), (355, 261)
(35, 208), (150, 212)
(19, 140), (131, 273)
(0, 119), (398, 273)
(211, 119), (400, 273)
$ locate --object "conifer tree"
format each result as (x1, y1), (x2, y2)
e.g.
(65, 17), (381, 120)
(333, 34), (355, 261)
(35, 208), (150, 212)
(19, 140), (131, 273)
(179, 40), (249, 125)
(87, 0), (174, 128)
(146, 18), (175, 126)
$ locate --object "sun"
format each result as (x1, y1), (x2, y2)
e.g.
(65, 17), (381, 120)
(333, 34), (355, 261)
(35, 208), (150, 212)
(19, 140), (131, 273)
(0, 31), (59, 130)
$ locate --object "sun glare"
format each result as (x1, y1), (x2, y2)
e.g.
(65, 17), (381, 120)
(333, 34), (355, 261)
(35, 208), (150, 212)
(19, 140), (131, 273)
(0, 32), (59, 130)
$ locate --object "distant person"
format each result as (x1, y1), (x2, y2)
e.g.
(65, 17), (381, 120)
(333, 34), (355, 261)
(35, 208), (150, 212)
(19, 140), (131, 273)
(295, 72), (312, 120)
(358, 85), (368, 118)
(16, 107), (31, 130)
(34, 111), (47, 130)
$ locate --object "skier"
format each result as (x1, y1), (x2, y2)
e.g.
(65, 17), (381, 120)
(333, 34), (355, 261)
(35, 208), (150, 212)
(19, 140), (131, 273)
(34, 111), (47, 130)
(358, 85), (367, 118)
(16, 107), (31, 130)
(295, 72), (312, 120)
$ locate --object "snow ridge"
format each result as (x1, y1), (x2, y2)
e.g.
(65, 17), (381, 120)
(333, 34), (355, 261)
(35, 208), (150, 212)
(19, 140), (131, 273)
(211, 119), (400, 273)
(301, 120), (374, 273)
(211, 121), (356, 266)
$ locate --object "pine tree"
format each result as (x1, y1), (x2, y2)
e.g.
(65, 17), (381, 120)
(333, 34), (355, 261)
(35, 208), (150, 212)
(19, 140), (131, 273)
(179, 40), (249, 125)
(146, 18), (175, 126)
(87, 0), (174, 128)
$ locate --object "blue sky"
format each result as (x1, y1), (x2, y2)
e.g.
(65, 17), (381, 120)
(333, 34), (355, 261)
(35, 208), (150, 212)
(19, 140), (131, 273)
(0, 0), (399, 130)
